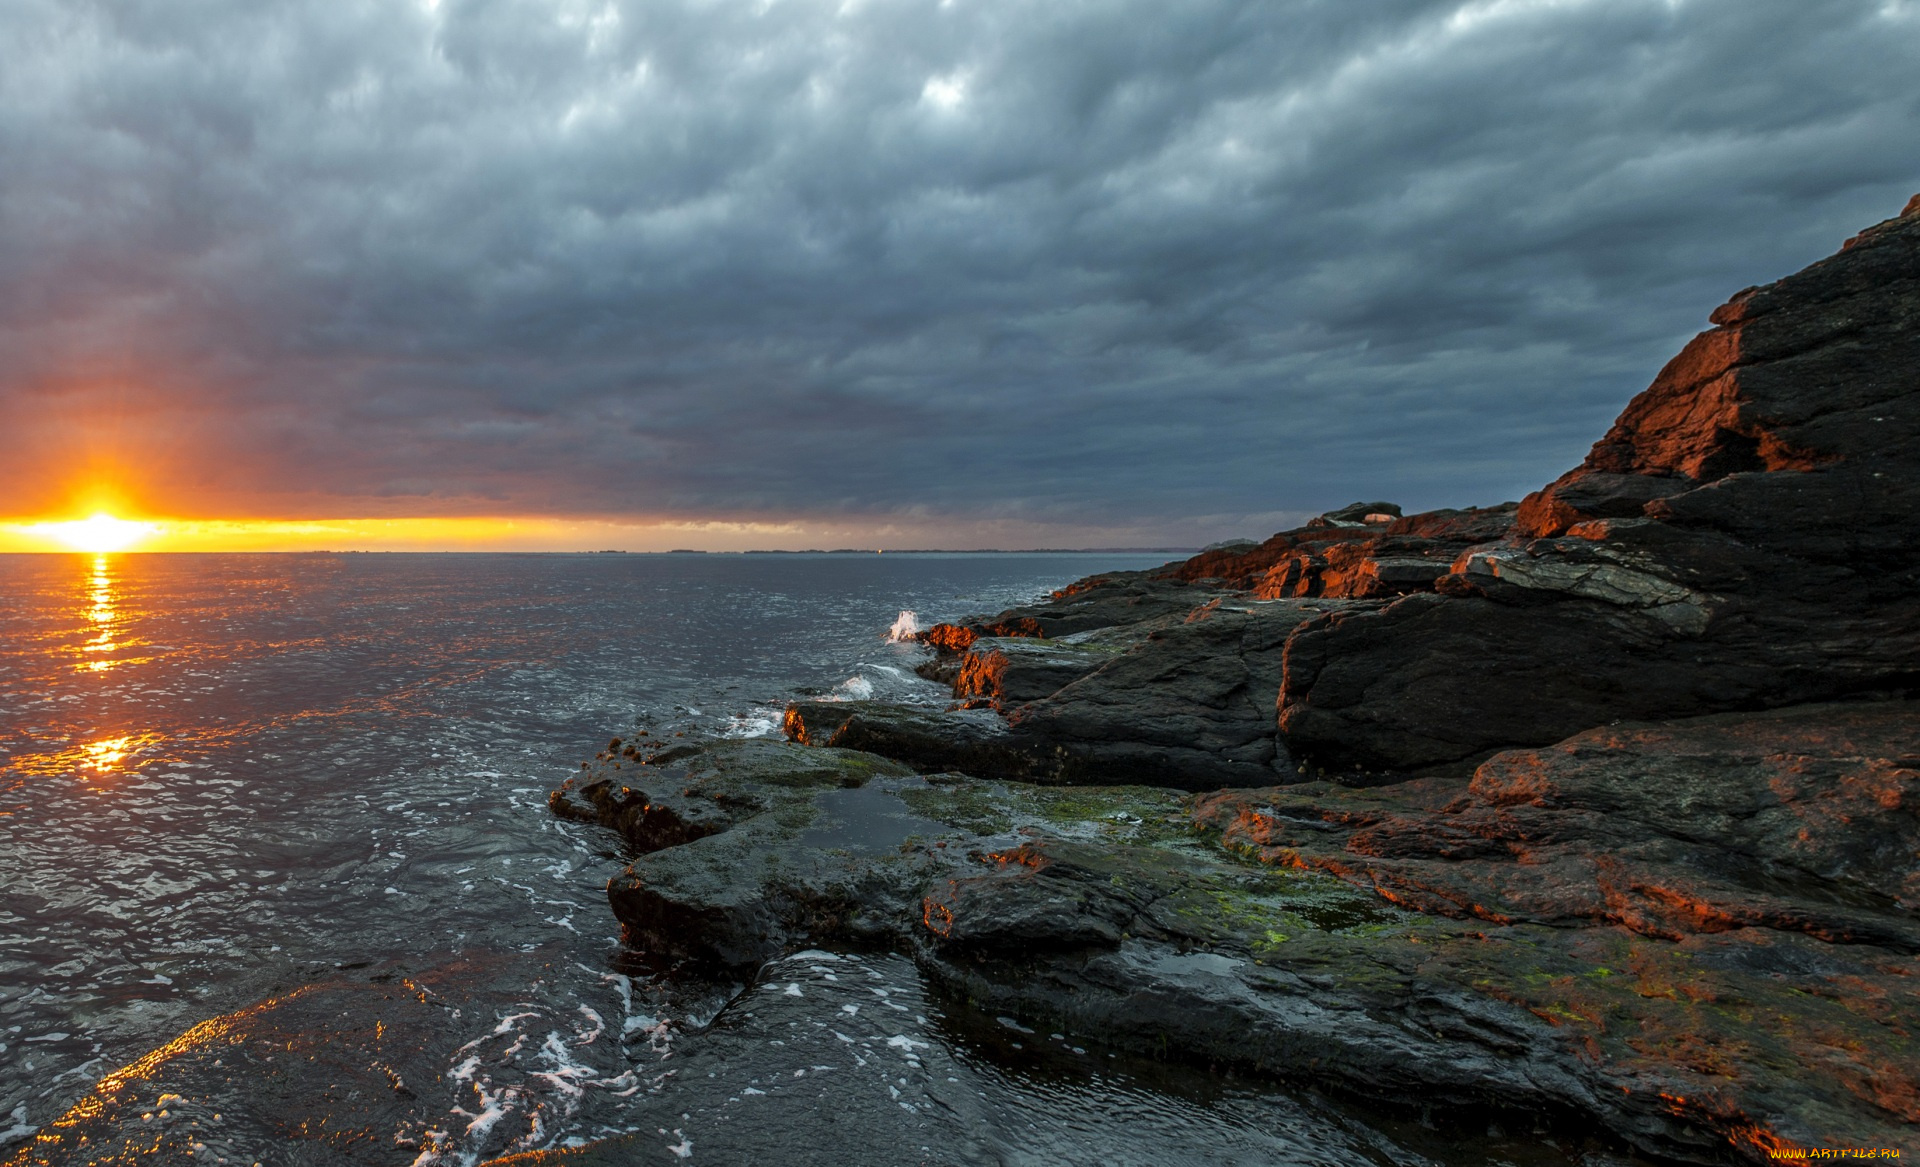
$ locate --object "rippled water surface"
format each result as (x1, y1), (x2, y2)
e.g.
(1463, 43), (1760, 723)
(0, 553), (1625, 1166)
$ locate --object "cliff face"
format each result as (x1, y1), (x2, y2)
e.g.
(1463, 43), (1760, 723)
(1520, 193), (1920, 558)
(1276, 197), (1920, 773)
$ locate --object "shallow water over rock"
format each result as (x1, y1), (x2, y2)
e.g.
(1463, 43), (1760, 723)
(795, 780), (950, 854)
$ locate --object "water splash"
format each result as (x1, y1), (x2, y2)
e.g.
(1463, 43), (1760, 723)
(722, 710), (780, 738)
(884, 610), (920, 642)
(832, 675), (875, 701)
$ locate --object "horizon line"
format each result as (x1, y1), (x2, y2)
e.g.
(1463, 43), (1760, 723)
(0, 546), (1198, 556)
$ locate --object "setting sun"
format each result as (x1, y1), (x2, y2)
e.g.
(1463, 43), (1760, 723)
(40, 513), (158, 553)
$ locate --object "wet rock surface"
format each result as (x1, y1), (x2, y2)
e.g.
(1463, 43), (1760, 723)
(1188, 700), (1920, 1159)
(784, 701), (1064, 784)
(482, 950), (1598, 1167)
(544, 720), (1918, 1163)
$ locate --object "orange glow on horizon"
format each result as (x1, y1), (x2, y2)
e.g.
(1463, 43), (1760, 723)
(0, 514), (811, 553)
(0, 505), (1189, 553)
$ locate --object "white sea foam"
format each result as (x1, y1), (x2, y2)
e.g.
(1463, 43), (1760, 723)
(431, 997), (644, 1167)
(833, 676), (874, 700)
(574, 1005), (605, 1044)
(722, 711), (779, 738)
(885, 610), (921, 642)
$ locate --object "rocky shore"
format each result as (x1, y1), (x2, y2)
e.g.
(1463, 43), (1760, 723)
(544, 198), (1920, 1163)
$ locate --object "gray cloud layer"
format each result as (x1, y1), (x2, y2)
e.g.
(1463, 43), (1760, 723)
(3, 0), (1916, 540)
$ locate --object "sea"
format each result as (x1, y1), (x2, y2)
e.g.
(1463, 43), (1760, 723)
(0, 552), (1629, 1166)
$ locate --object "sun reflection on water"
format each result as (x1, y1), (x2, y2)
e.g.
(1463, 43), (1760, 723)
(83, 736), (134, 773)
(83, 553), (119, 670)
(59, 554), (160, 781)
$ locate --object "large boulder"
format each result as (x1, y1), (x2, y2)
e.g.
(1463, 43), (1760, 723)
(1001, 600), (1312, 785)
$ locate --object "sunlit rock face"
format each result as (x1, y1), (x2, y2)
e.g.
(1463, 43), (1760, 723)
(1167, 505), (1518, 601)
(1276, 197), (1920, 774)
(1518, 196), (1920, 552)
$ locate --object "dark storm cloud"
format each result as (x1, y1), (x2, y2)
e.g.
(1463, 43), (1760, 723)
(2, 0), (1916, 539)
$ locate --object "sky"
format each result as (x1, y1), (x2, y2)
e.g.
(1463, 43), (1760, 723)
(1, 0), (1917, 551)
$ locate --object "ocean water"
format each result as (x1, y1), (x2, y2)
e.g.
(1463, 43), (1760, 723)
(0, 553), (1623, 1166)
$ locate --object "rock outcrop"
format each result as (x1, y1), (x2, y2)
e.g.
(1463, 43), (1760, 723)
(1277, 199), (1920, 772)
(835, 197), (1920, 781)
(1168, 503), (1517, 599)
(548, 701), (1919, 1163)
(794, 597), (1362, 789)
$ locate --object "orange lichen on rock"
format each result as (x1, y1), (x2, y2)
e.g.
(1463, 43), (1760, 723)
(921, 895), (955, 938)
(980, 843), (1049, 871)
